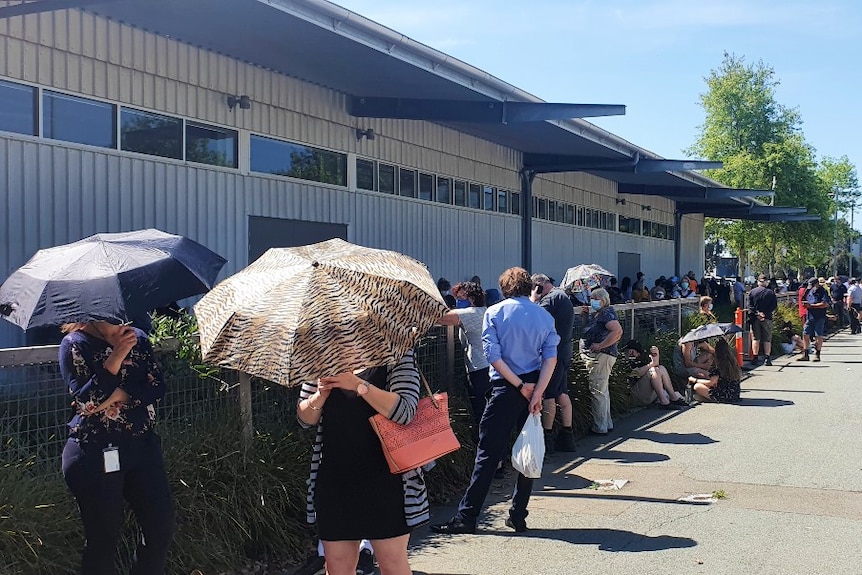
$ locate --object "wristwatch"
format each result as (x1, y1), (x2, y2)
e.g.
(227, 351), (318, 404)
(357, 380), (371, 396)
(516, 381), (525, 391)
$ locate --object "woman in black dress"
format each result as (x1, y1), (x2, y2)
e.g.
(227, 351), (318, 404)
(297, 351), (425, 575)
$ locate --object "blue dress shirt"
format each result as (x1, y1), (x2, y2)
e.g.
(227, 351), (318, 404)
(482, 296), (560, 380)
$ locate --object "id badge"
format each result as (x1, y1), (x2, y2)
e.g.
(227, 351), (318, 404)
(103, 446), (120, 473)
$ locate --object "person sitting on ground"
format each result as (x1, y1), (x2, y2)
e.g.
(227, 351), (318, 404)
(780, 321), (805, 355)
(688, 338), (742, 403)
(622, 340), (688, 409)
(673, 336), (712, 381)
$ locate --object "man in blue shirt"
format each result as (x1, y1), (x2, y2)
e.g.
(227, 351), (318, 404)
(432, 267), (558, 534)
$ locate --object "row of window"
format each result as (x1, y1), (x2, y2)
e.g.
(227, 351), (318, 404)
(1, 79), (239, 168)
(355, 158), (521, 214)
(0, 78), (673, 239)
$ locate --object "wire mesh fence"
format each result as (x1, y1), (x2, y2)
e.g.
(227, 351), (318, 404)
(1, 301), (706, 474)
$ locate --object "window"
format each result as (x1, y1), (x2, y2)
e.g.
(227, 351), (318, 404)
(667, 225), (676, 240)
(249, 135), (347, 186)
(557, 202), (566, 223)
(468, 183), (482, 209)
(592, 209), (600, 229)
(356, 158), (376, 191)
(547, 200), (556, 221)
(436, 177), (451, 204)
(584, 208), (592, 227)
(43, 91), (115, 148)
(577, 207), (584, 226)
(186, 122), (237, 168)
(419, 172), (434, 201)
(454, 180), (467, 206)
(605, 213), (616, 230)
(642, 221), (653, 237)
(399, 168), (416, 198)
(566, 204), (575, 225)
(619, 216), (641, 235)
(497, 189), (508, 213)
(378, 163), (396, 194)
(0, 79), (36, 136)
(538, 198), (548, 220)
(121, 108), (182, 159)
(483, 185), (495, 211)
(532, 196), (538, 217)
(601, 212), (608, 231)
(510, 191), (521, 215)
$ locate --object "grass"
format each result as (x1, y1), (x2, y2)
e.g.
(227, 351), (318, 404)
(712, 489), (728, 499)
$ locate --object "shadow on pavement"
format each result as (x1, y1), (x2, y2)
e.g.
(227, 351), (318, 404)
(748, 388), (824, 394)
(476, 526), (697, 552)
(624, 430), (717, 445)
(735, 398), (795, 407)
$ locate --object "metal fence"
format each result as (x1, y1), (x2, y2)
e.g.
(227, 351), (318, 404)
(0, 298), (712, 473)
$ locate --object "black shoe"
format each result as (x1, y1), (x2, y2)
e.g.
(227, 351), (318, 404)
(356, 548), (376, 575)
(494, 461), (507, 479)
(798, 354), (810, 362)
(505, 517), (528, 533)
(764, 357), (773, 366)
(750, 356), (760, 366)
(555, 430), (577, 452)
(431, 517), (476, 535)
(543, 430), (557, 455)
(813, 352), (821, 362)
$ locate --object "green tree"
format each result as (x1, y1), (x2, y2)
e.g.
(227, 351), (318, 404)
(690, 53), (843, 278)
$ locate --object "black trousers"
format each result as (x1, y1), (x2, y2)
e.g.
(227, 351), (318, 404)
(851, 304), (861, 334)
(457, 374), (537, 525)
(62, 434), (175, 575)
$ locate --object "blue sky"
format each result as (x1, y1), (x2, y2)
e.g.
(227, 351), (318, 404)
(334, 0), (861, 213)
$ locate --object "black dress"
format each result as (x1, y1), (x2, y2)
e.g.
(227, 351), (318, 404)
(314, 368), (409, 541)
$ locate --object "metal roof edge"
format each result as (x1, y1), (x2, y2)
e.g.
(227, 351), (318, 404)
(270, 0), (644, 159)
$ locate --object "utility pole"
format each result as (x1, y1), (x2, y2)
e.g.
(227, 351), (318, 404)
(833, 191), (839, 278)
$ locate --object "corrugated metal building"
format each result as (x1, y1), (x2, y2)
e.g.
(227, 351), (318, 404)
(0, 0), (726, 348)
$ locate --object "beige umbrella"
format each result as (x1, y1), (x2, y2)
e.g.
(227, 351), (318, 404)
(194, 238), (449, 387)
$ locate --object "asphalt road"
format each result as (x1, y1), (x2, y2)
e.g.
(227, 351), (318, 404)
(408, 330), (862, 575)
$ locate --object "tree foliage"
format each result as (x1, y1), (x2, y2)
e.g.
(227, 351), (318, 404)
(690, 53), (858, 278)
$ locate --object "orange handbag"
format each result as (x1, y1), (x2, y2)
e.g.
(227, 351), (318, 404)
(368, 370), (461, 474)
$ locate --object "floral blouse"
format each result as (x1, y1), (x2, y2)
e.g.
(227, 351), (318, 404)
(58, 328), (166, 447)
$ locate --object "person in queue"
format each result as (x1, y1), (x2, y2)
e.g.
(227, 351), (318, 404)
(436, 281), (490, 427)
(579, 288), (623, 435)
(688, 338), (742, 403)
(799, 277), (831, 362)
(531, 273), (577, 453)
(297, 350), (425, 575)
(59, 320), (175, 575)
(432, 267), (558, 534)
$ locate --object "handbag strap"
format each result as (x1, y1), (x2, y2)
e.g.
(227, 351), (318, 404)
(414, 356), (439, 409)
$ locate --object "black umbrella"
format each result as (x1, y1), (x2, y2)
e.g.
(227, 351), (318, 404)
(0, 229), (227, 329)
(678, 322), (742, 344)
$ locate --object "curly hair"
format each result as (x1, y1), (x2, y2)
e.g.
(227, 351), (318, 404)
(498, 267), (532, 298)
(461, 281), (486, 307)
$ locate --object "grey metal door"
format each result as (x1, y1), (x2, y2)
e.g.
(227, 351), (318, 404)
(248, 216), (348, 264)
(617, 251), (641, 285)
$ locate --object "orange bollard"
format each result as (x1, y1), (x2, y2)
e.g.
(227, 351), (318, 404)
(734, 307), (744, 366)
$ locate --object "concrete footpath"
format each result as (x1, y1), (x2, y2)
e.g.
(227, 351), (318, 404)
(408, 330), (862, 575)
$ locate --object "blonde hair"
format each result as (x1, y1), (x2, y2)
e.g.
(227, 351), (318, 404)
(591, 288), (610, 307)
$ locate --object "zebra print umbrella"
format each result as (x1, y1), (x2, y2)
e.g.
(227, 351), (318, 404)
(194, 238), (449, 387)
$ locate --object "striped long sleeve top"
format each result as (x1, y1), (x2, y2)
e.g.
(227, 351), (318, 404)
(297, 350), (430, 527)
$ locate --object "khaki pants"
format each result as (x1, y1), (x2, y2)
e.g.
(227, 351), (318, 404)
(582, 352), (617, 433)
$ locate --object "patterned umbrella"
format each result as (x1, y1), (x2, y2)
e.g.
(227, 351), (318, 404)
(560, 264), (614, 293)
(194, 238), (449, 387)
(0, 229), (226, 329)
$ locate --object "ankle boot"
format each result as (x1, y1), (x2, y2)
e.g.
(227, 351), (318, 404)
(543, 429), (557, 455)
(555, 427), (577, 452)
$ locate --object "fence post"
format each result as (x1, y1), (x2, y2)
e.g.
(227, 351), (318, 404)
(677, 300), (682, 334)
(631, 305), (636, 340)
(238, 371), (253, 451)
(445, 324), (455, 386)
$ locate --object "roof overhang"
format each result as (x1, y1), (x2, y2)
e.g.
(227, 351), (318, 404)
(1, 0), (813, 221)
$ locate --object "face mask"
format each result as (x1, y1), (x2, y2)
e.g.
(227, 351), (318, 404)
(590, 300), (602, 311)
(708, 304), (714, 311)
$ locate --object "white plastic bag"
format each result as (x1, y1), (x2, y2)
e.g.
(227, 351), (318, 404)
(511, 413), (545, 478)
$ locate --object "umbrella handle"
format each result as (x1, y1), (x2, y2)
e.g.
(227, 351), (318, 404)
(416, 362), (439, 409)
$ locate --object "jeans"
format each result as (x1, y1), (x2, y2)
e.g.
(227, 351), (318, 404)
(457, 376), (535, 524)
(63, 434), (175, 575)
(583, 352), (617, 433)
